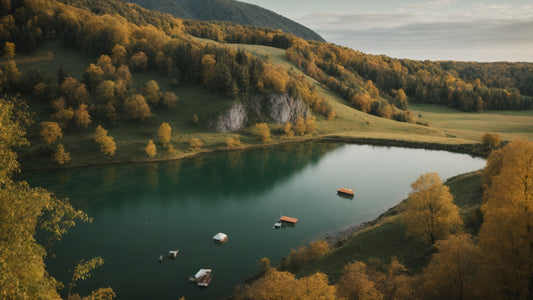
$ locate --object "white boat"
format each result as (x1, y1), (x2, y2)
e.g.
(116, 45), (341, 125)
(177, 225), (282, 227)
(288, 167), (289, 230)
(273, 222), (282, 229)
(189, 269), (212, 287)
(168, 249), (179, 258)
(213, 232), (228, 243)
(158, 254), (163, 262)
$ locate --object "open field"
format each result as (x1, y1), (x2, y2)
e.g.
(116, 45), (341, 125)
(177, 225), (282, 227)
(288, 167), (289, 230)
(411, 104), (533, 142)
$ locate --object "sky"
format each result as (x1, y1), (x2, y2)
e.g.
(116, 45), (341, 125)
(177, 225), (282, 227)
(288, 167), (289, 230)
(239, 0), (533, 62)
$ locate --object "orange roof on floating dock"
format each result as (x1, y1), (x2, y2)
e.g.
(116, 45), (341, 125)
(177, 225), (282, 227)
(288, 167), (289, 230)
(280, 216), (298, 224)
(337, 188), (354, 196)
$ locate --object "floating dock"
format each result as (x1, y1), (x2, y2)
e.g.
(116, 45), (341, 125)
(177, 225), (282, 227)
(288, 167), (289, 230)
(279, 216), (298, 224)
(337, 188), (354, 196)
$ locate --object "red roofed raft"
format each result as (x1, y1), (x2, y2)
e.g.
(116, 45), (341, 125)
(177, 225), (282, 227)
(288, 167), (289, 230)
(337, 188), (354, 196)
(279, 216), (298, 224)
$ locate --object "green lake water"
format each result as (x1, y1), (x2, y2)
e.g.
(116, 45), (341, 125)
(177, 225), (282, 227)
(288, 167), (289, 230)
(23, 143), (485, 299)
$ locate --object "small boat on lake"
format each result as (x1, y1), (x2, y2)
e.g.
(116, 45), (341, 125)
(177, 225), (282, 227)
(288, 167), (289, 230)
(158, 254), (163, 263)
(273, 221), (282, 229)
(280, 216), (298, 224)
(168, 250), (179, 258)
(213, 232), (228, 244)
(189, 269), (212, 287)
(337, 188), (354, 197)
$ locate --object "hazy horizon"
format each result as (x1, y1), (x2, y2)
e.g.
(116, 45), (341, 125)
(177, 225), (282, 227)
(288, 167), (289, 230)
(239, 0), (533, 63)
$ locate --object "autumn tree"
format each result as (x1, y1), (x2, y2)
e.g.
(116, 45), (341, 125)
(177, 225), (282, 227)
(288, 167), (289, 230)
(93, 125), (116, 156)
(201, 54), (216, 86)
(394, 89), (408, 110)
(54, 144), (71, 165)
(124, 94), (151, 120)
(226, 135), (241, 148)
(402, 172), (463, 244)
(129, 51), (148, 71)
(279, 240), (331, 273)
(374, 259), (414, 300)
(74, 103), (91, 129)
(111, 44), (127, 65)
(235, 268), (336, 300)
(481, 132), (501, 149)
(283, 122), (294, 138)
(0, 97), (90, 299)
(144, 80), (162, 106)
(337, 260), (383, 300)
(305, 116), (316, 134)
(51, 97), (74, 128)
(158, 123), (171, 146)
(477, 139), (533, 299)
(4, 41), (15, 59)
(253, 123), (271, 143)
(40, 121), (63, 144)
(145, 140), (156, 157)
(189, 138), (203, 151)
(162, 92), (178, 108)
(294, 116), (306, 135)
(420, 234), (478, 300)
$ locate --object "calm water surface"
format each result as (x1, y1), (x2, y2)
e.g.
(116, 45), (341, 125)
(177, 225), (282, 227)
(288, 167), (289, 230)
(23, 143), (485, 299)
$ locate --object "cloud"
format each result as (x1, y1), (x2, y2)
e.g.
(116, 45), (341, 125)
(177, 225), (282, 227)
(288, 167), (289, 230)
(406, 0), (458, 9)
(293, 3), (533, 61)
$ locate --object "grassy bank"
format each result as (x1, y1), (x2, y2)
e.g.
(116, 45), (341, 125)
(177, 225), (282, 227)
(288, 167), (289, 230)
(294, 171), (483, 282)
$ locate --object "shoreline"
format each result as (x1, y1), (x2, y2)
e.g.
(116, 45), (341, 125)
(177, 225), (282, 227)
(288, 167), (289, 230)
(20, 135), (488, 173)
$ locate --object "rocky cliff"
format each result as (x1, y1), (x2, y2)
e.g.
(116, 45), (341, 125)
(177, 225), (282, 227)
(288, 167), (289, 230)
(211, 93), (310, 132)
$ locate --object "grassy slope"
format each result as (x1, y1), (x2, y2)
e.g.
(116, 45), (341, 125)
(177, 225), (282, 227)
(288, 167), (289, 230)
(16, 39), (533, 170)
(295, 171), (483, 282)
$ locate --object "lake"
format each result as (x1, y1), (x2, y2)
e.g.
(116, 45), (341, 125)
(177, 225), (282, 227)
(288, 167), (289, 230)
(23, 143), (486, 299)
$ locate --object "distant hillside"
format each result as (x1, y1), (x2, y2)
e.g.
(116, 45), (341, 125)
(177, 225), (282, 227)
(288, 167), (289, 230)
(124, 0), (325, 42)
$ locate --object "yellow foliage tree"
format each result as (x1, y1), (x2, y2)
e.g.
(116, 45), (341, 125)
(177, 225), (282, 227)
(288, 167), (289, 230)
(124, 94), (151, 120)
(4, 41), (15, 59)
(374, 259), (414, 300)
(162, 92), (178, 108)
(235, 269), (336, 300)
(158, 123), (171, 146)
(254, 123), (271, 143)
(481, 132), (501, 149)
(74, 103), (91, 129)
(420, 233), (478, 300)
(478, 139), (533, 299)
(145, 140), (157, 158)
(337, 260), (383, 300)
(283, 122), (294, 138)
(111, 44), (127, 65)
(189, 138), (203, 151)
(201, 54), (216, 86)
(226, 135), (241, 148)
(93, 125), (116, 156)
(279, 240), (331, 273)
(54, 144), (71, 165)
(144, 80), (162, 106)
(40, 121), (63, 144)
(294, 116), (306, 135)
(305, 116), (316, 135)
(403, 173), (463, 244)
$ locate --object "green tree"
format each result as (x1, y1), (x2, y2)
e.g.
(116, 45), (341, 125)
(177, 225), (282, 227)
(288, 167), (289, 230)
(403, 173), (463, 244)
(478, 139), (533, 299)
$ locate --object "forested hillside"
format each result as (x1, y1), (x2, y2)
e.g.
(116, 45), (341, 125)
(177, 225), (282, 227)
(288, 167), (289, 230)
(124, 0), (325, 42)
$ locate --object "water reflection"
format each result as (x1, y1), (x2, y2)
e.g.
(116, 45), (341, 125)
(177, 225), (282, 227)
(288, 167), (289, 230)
(26, 143), (340, 213)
